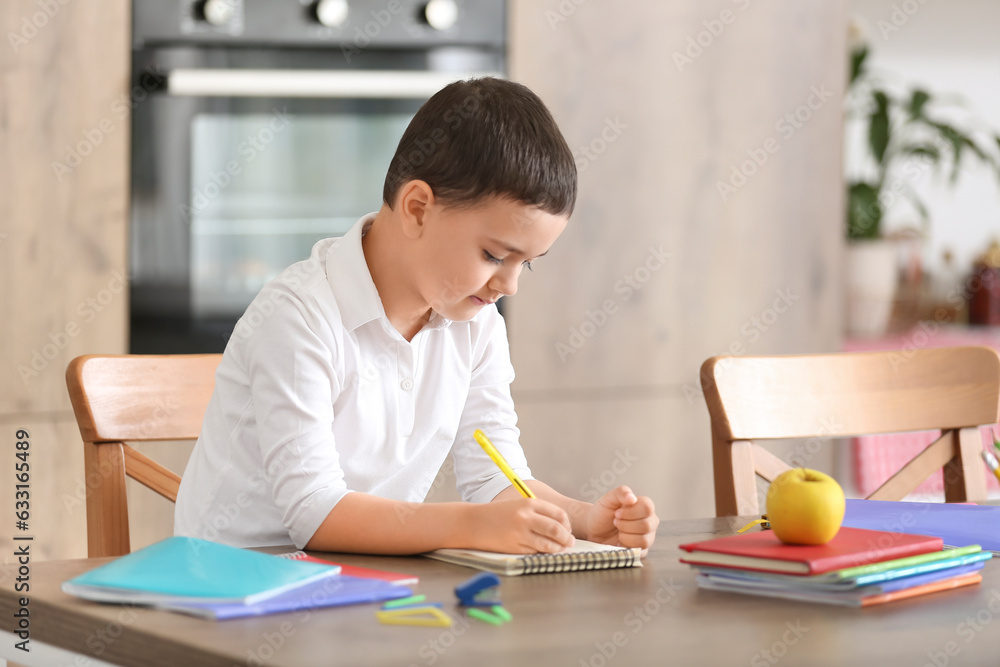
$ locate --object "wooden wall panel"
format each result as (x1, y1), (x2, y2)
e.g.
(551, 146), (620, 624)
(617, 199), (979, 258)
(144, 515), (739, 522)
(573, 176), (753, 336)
(507, 0), (847, 519)
(1, 0), (129, 560)
(0, 0), (129, 416)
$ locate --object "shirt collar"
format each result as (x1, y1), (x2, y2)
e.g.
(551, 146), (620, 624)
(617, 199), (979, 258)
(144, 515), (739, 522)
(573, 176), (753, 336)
(326, 214), (453, 334)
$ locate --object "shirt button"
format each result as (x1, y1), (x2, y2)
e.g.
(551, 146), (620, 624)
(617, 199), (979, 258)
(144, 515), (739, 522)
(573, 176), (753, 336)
(400, 378), (414, 391)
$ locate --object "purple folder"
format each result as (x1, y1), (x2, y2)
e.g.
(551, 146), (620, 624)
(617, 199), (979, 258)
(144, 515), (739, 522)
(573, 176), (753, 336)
(160, 575), (413, 620)
(842, 499), (1000, 551)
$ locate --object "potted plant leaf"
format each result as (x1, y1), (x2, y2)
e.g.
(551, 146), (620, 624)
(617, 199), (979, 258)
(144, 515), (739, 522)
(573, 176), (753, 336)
(844, 45), (1000, 337)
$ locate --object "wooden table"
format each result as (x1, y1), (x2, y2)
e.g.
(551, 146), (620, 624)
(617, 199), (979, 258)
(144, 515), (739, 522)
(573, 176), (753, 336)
(3, 517), (999, 666)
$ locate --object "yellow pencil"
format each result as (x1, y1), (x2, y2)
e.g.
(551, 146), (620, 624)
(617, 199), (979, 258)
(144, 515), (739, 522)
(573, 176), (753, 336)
(473, 429), (536, 499)
(981, 450), (1000, 484)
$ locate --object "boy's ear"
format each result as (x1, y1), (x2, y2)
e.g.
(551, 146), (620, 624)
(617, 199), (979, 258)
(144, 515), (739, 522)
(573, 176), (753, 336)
(397, 180), (435, 239)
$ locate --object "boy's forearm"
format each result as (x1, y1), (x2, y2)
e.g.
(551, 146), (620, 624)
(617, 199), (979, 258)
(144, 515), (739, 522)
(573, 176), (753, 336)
(305, 492), (476, 554)
(493, 480), (592, 538)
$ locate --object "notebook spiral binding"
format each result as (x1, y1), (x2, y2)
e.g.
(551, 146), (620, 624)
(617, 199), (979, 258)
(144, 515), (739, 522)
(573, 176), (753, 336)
(520, 549), (637, 574)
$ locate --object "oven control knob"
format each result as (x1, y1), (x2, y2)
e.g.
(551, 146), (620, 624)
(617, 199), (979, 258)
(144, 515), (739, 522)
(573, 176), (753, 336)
(199, 0), (237, 26)
(423, 0), (458, 31)
(313, 0), (350, 28)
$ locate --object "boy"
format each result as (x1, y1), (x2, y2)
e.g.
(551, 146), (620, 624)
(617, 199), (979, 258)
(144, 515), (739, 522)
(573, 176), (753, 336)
(174, 77), (659, 555)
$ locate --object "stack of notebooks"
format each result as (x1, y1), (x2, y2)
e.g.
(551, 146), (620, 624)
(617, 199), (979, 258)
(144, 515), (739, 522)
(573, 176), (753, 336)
(679, 527), (991, 607)
(62, 537), (415, 620)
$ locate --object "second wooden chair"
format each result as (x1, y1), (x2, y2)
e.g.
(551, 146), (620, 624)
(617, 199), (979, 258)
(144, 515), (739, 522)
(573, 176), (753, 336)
(700, 346), (1000, 516)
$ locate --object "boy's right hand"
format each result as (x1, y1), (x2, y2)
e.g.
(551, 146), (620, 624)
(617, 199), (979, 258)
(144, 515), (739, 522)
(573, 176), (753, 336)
(467, 498), (574, 554)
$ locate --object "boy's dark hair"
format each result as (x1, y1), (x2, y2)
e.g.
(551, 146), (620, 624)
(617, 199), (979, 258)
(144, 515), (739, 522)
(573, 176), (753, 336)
(382, 77), (577, 217)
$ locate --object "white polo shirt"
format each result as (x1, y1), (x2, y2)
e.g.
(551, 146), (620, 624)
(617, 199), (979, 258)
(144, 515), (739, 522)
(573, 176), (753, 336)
(174, 214), (533, 549)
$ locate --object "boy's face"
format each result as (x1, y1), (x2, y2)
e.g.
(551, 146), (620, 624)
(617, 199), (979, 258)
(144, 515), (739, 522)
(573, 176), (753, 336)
(414, 196), (568, 322)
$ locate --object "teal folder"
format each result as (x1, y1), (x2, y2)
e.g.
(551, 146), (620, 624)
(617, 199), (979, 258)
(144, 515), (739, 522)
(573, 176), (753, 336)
(62, 536), (342, 605)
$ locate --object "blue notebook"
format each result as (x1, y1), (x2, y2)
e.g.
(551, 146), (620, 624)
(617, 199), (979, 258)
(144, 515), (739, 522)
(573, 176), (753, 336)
(63, 537), (342, 605)
(842, 499), (1000, 551)
(162, 575), (413, 620)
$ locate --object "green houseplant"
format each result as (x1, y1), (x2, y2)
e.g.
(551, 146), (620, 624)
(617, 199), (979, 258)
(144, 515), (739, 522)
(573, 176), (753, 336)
(844, 45), (1000, 337)
(846, 46), (1000, 240)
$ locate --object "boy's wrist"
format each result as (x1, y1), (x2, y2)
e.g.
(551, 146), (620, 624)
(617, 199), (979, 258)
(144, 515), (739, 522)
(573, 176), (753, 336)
(526, 481), (591, 537)
(444, 501), (484, 549)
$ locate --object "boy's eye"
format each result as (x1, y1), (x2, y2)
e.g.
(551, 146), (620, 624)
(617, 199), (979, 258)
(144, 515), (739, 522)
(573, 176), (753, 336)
(483, 250), (533, 271)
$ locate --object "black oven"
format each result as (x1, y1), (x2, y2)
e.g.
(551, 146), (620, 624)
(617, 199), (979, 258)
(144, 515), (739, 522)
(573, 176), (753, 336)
(129, 0), (505, 352)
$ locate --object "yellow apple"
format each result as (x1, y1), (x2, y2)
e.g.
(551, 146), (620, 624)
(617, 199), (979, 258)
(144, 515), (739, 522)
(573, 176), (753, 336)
(765, 468), (845, 545)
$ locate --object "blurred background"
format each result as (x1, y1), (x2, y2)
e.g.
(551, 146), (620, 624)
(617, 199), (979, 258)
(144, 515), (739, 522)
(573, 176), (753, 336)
(2, 0), (999, 562)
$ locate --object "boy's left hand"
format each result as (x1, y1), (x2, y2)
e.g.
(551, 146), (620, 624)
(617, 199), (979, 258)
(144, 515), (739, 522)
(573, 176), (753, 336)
(582, 486), (659, 554)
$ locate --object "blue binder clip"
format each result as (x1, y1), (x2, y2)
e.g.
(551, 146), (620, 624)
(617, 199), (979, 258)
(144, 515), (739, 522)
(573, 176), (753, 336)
(455, 572), (501, 607)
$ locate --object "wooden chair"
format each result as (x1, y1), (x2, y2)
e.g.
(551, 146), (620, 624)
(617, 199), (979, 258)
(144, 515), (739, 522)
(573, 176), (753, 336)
(701, 346), (1000, 517)
(66, 354), (222, 557)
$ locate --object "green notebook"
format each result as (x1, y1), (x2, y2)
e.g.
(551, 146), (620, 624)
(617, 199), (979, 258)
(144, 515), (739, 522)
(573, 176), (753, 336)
(63, 536), (342, 605)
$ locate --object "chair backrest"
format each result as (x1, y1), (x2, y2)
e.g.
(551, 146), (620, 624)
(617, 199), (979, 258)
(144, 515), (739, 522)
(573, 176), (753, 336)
(66, 354), (222, 557)
(701, 346), (1000, 516)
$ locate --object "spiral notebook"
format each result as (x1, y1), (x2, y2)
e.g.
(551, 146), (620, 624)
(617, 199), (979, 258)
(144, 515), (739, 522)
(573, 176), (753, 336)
(425, 540), (642, 576)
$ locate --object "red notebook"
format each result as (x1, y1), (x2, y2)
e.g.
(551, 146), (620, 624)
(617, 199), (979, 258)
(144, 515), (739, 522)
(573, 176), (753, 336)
(278, 552), (419, 586)
(679, 527), (943, 575)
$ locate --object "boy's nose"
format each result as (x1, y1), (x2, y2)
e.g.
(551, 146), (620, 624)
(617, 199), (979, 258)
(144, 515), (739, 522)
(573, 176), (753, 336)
(489, 269), (519, 297)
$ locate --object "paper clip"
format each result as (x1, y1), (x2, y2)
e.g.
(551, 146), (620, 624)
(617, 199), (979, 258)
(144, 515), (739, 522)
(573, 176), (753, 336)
(455, 572), (501, 607)
(466, 607), (503, 625)
(383, 601), (444, 611)
(376, 606), (453, 627)
(382, 594), (426, 609)
(465, 605), (512, 626)
(491, 605), (512, 622)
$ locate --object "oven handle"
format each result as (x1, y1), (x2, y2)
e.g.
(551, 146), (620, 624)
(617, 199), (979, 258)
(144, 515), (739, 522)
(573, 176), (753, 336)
(162, 69), (503, 98)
